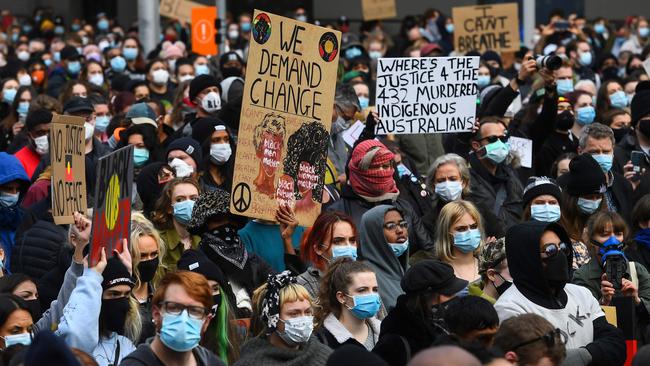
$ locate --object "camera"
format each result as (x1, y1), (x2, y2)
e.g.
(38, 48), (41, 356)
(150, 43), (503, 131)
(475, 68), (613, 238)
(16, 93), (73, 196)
(600, 237), (628, 292)
(536, 54), (562, 71)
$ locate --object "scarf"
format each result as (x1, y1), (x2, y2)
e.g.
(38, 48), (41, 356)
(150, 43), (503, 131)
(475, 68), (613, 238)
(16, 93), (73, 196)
(348, 140), (398, 200)
(0, 206), (23, 230)
(635, 228), (650, 249)
(261, 271), (296, 334)
(201, 224), (248, 270)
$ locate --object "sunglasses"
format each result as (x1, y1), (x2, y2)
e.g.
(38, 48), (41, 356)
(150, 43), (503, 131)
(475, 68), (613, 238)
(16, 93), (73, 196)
(540, 242), (570, 258)
(480, 135), (509, 144)
(511, 328), (567, 351)
(384, 220), (408, 231)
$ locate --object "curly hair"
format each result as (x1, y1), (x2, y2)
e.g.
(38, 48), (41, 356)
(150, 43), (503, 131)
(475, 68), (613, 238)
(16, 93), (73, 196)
(253, 112), (286, 151)
(282, 121), (329, 202)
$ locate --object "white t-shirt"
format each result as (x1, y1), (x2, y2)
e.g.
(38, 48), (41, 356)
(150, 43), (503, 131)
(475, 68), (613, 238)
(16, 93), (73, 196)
(495, 283), (604, 349)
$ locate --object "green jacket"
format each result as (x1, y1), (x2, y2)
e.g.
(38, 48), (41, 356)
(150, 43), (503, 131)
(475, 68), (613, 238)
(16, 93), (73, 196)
(159, 228), (202, 271)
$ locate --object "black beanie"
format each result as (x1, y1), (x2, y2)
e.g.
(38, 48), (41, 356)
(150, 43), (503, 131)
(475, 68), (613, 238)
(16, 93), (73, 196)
(177, 249), (227, 286)
(191, 117), (227, 144)
(166, 137), (203, 167)
(522, 176), (562, 208)
(102, 257), (135, 290)
(189, 74), (220, 103)
(558, 154), (607, 196)
(631, 81), (650, 126)
(25, 108), (53, 131)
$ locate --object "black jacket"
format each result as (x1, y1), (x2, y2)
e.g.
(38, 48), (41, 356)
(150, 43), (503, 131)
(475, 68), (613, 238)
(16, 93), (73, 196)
(613, 133), (650, 200)
(327, 185), (434, 254)
(120, 342), (223, 366)
(535, 131), (579, 177)
(607, 172), (634, 222)
(10, 219), (68, 280)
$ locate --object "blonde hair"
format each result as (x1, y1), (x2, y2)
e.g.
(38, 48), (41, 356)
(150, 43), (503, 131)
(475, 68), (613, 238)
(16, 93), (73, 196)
(251, 282), (313, 337)
(124, 296), (142, 342)
(434, 200), (484, 262)
(130, 212), (167, 288)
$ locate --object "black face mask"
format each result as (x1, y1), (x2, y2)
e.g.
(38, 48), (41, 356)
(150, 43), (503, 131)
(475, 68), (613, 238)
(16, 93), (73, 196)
(25, 299), (42, 321)
(556, 110), (575, 130)
(601, 66), (620, 81)
(211, 293), (222, 316)
(137, 257), (159, 283)
(100, 297), (131, 334)
(639, 120), (650, 140)
(493, 274), (513, 295)
(221, 66), (242, 78)
(612, 127), (629, 144)
(542, 253), (569, 291)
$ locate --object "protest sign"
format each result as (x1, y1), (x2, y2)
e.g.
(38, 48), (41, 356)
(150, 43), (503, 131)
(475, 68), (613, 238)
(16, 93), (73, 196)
(375, 56), (479, 135)
(192, 7), (218, 56)
(342, 120), (365, 147)
(361, 0), (397, 21)
(50, 114), (86, 225)
(89, 145), (134, 266)
(508, 136), (533, 168)
(230, 10), (341, 226)
(452, 3), (520, 53)
(159, 0), (202, 24)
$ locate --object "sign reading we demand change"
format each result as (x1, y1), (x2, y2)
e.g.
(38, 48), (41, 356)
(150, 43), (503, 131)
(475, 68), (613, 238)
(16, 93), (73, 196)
(375, 56), (479, 135)
(230, 10), (341, 226)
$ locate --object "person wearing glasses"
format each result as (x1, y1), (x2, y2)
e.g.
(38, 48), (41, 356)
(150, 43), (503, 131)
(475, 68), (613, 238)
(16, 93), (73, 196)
(121, 270), (223, 366)
(495, 221), (626, 366)
(468, 116), (524, 230)
(358, 205), (410, 310)
(494, 313), (567, 366)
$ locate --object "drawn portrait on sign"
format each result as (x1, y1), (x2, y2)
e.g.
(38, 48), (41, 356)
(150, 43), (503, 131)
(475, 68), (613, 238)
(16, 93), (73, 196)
(253, 113), (286, 197)
(279, 121), (329, 212)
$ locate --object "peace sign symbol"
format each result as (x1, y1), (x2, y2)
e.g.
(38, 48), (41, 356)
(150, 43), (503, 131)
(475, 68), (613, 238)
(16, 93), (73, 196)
(232, 183), (252, 212)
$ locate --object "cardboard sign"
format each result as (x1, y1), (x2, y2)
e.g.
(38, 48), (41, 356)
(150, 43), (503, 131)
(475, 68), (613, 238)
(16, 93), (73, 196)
(342, 120), (365, 147)
(508, 136), (533, 168)
(601, 306), (617, 327)
(375, 56), (479, 134)
(50, 115), (87, 225)
(89, 145), (134, 266)
(192, 7), (218, 56)
(159, 0), (202, 24)
(230, 10), (341, 226)
(452, 3), (520, 53)
(361, 0), (397, 21)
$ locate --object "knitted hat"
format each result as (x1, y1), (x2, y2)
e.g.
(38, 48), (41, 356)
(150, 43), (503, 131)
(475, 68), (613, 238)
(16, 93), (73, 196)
(60, 45), (80, 61)
(187, 188), (230, 234)
(191, 117), (227, 143)
(219, 51), (244, 68)
(558, 154), (607, 196)
(126, 102), (157, 128)
(163, 44), (183, 59)
(478, 238), (507, 274)
(24, 330), (81, 366)
(189, 74), (220, 103)
(63, 96), (94, 114)
(177, 249), (227, 286)
(25, 108), (53, 131)
(102, 257), (135, 290)
(481, 50), (502, 68)
(522, 176), (562, 208)
(401, 260), (468, 296)
(631, 81), (650, 126)
(166, 137), (202, 167)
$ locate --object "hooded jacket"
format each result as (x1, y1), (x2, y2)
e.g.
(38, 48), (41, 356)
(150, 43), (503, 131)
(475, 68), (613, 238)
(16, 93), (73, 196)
(0, 152), (29, 270)
(495, 221), (626, 366)
(358, 205), (408, 311)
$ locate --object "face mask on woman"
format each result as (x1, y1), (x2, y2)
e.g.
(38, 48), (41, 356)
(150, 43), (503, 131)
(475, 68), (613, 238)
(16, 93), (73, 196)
(388, 241), (409, 257)
(95, 115), (110, 133)
(173, 199), (195, 224)
(575, 106), (596, 125)
(530, 204), (561, 222)
(345, 293), (381, 319)
(277, 316), (313, 346)
(331, 245), (357, 260)
(0, 192), (19, 207)
(210, 143), (232, 165)
(577, 197), (601, 214)
(133, 148), (149, 167)
(100, 297), (130, 334)
(435, 181), (463, 202)
(2, 88), (16, 104)
(453, 229), (481, 253)
(137, 257), (159, 283)
(609, 90), (628, 109)
(1, 333), (32, 348)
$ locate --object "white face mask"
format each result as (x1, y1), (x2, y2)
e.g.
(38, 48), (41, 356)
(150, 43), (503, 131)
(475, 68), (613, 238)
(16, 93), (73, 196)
(179, 74), (195, 83)
(152, 69), (170, 85)
(201, 91), (221, 112)
(84, 121), (95, 141)
(89, 73), (104, 86)
(17, 50), (30, 62)
(18, 73), (32, 86)
(169, 158), (194, 177)
(33, 135), (49, 155)
(228, 30), (239, 39)
(210, 143), (232, 164)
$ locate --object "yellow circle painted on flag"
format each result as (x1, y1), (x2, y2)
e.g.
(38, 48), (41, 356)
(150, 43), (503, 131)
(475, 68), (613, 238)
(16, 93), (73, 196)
(105, 174), (120, 230)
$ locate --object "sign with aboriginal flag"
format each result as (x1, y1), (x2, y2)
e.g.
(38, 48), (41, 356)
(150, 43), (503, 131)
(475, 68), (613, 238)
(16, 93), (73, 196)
(51, 114), (87, 225)
(89, 145), (134, 266)
(230, 9), (341, 226)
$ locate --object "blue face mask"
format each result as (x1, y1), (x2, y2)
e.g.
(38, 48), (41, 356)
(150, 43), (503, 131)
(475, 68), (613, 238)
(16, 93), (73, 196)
(483, 139), (510, 165)
(592, 154), (613, 172)
(53, 52), (61, 63)
(123, 47), (138, 61)
(556, 79), (574, 96)
(241, 22), (251, 33)
(477, 75), (491, 88)
(110, 56), (127, 72)
(575, 106), (596, 125)
(639, 27), (650, 38)
(530, 204), (561, 222)
(2, 88), (16, 104)
(609, 90), (628, 109)
(577, 197), (601, 214)
(594, 23), (606, 34)
(173, 199), (195, 225)
(369, 51), (382, 60)
(453, 229), (482, 253)
(389, 241), (409, 257)
(358, 96), (369, 110)
(446, 24), (455, 33)
(579, 51), (592, 67)
(195, 64), (209, 75)
(0, 192), (19, 207)
(346, 293), (381, 319)
(54, 25), (65, 35)
(98, 19), (109, 31)
(2, 332), (32, 348)
(331, 245), (357, 260)
(133, 148), (149, 167)
(160, 310), (203, 352)
(67, 61), (81, 75)
(71, 24), (81, 32)
(435, 180), (463, 202)
(17, 101), (29, 116)
(598, 236), (627, 266)
(44, 59), (53, 68)
(95, 115), (110, 133)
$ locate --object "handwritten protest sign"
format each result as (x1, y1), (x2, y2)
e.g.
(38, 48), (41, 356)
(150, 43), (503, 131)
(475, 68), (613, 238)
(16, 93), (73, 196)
(159, 0), (203, 24)
(452, 3), (520, 53)
(375, 56), (479, 135)
(508, 136), (533, 168)
(51, 114), (86, 225)
(230, 10), (341, 226)
(361, 0), (397, 21)
(89, 145), (134, 266)
(192, 7), (218, 56)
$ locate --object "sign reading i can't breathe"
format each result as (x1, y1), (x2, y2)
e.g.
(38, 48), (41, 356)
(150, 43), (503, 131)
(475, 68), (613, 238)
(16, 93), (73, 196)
(375, 56), (479, 135)
(452, 3), (520, 53)
(230, 9), (341, 226)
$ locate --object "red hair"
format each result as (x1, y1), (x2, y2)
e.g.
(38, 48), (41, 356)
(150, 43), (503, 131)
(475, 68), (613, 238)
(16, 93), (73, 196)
(300, 211), (357, 271)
